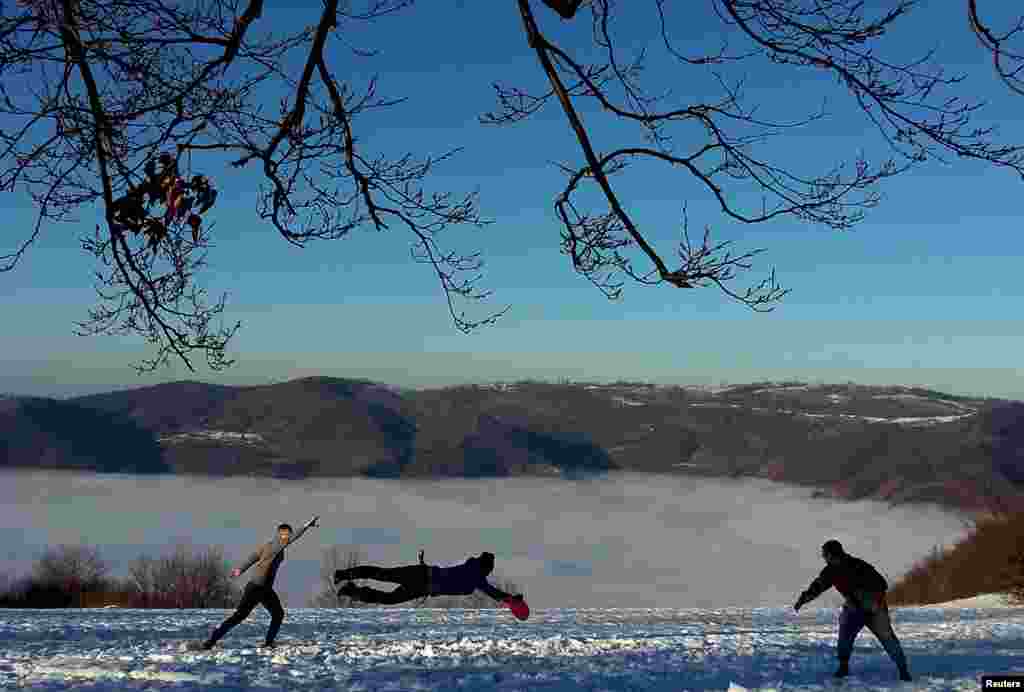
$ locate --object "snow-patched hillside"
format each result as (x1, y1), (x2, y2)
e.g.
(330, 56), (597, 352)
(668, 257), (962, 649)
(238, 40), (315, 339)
(483, 381), (983, 429)
(4, 596), (1021, 691)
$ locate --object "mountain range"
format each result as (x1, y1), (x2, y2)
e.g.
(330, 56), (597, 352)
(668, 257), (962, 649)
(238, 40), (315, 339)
(2, 377), (1022, 512)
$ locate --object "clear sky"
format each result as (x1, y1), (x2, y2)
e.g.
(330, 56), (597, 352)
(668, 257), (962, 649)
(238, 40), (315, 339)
(3, 0), (1023, 400)
(0, 470), (970, 609)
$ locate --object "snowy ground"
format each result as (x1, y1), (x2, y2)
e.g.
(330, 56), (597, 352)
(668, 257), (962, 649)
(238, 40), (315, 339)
(3, 596), (1021, 691)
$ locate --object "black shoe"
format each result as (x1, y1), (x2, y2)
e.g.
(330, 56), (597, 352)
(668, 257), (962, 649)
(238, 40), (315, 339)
(200, 640), (215, 651)
(833, 662), (850, 678)
(259, 641), (276, 650)
(899, 669), (912, 682)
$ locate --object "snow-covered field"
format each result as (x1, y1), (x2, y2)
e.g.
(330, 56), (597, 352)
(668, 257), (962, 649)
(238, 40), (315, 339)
(4, 596), (1021, 691)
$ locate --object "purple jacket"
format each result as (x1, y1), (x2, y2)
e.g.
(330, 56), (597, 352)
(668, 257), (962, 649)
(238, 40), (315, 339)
(428, 556), (512, 600)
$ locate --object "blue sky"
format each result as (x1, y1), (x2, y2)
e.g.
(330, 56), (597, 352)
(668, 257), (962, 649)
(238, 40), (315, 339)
(3, 0), (1023, 400)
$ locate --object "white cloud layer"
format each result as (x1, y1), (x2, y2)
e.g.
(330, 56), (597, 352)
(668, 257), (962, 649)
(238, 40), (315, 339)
(0, 470), (970, 609)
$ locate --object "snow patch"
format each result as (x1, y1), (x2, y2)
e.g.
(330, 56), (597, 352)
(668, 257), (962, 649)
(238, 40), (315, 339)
(160, 430), (265, 445)
(680, 384), (744, 394)
(887, 415), (973, 426)
(874, 393), (978, 412)
(925, 593), (1019, 609)
(874, 393), (935, 403)
(747, 384), (811, 394)
(478, 383), (519, 392)
(611, 396), (647, 407)
(760, 410), (975, 426)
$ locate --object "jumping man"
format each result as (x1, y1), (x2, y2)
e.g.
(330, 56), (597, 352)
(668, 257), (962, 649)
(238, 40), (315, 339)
(334, 550), (525, 612)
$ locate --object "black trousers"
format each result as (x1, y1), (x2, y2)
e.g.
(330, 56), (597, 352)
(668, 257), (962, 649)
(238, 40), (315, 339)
(837, 602), (908, 671)
(208, 582), (284, 645)
(337, 564), (429, 605)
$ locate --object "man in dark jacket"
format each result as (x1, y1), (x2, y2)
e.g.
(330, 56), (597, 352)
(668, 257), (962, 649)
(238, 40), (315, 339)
(199, 516), (319, 650)
(334, 550), (524, 607)
(794, 539), (912, 681)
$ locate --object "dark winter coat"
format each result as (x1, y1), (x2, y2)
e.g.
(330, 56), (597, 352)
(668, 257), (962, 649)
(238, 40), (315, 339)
(799, 554), (889, 611)
(428, 556), (511, 599)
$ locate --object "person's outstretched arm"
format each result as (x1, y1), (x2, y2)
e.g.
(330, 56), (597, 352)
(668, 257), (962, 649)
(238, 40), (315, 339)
(479, 580), (521, 603)
(232, 516), (319, 578)
(265, 516), (320, 562)
(794, 566), (834, 611)
(287, 516), (319, 546)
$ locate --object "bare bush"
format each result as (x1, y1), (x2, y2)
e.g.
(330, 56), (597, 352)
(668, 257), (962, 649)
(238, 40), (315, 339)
(889, 512), (1024, 606)
(0, 576), (73, 608)
(127, 544), (238, 608)
(308, 545), (367, 608)
(0, 545), (114, 607)
(32, 544), (109, 605)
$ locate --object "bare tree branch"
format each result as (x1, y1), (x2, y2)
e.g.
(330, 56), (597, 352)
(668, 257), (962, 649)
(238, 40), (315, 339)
(488, 0), (1024, 311)
(968, 0), (1024, 97)
(4, 0), (1024, 372)
(515, 0), (791, 308)
(2, 0), (502, 371)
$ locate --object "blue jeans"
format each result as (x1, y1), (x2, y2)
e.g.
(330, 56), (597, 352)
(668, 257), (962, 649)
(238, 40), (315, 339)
(837, 601), (908, 671)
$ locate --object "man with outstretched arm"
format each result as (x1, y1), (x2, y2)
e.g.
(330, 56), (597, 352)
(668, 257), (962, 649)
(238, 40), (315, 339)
(794, 539), (912, 682)
(199, 516), (319, 650)
(334, 550), (527, 616)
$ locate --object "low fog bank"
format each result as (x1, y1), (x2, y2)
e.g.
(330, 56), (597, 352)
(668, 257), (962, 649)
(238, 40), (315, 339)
(0, 470), (971, 609)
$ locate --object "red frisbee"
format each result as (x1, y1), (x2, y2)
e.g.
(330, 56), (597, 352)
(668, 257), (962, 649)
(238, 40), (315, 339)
(504, 597), (530, 621)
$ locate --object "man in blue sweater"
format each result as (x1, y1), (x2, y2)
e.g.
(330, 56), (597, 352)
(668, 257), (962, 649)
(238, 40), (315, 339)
(334, 551), (524, 608)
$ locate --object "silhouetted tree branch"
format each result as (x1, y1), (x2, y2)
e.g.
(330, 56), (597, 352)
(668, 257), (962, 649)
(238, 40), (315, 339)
(485, 0), (1024, 310)
(3, 0), (1024, 371)
(969, 1), (1024, 97)
(2, 0), (500, 373)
